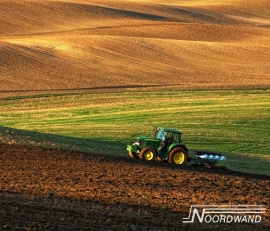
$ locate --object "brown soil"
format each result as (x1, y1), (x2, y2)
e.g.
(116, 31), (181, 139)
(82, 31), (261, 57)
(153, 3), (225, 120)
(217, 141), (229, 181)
(0, 144), (269, 230)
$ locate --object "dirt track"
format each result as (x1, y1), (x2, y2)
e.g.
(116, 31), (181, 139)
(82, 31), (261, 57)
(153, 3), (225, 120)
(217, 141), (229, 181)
(0, 144), (269, 230)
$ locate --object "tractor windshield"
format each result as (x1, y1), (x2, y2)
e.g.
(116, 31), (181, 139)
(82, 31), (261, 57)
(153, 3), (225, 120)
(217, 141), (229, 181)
(156, 130), (165, 141)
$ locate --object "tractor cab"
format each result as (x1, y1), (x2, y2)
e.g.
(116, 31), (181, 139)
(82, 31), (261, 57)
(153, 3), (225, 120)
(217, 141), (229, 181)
(155, 127), (182, 143)
(154, 127), (183, 159)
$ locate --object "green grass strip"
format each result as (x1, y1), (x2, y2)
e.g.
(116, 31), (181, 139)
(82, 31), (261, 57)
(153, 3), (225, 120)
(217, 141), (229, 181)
(0, 89), (269, 175)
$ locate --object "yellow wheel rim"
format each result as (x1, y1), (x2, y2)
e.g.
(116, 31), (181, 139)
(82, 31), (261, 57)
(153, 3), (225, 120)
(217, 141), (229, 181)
(144, 151), (154, 161)
(173, 152), (185, 164)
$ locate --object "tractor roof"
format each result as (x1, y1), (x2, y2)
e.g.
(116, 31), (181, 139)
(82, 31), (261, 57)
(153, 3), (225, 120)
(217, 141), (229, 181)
(158, 127), (182, 134)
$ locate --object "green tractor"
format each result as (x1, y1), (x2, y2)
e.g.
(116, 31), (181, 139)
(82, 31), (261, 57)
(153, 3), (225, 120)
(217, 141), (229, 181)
(127, 127), (227, 165)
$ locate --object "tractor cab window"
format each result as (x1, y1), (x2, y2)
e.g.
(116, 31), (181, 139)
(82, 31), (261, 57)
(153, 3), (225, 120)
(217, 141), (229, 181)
(156, 129), (165, 141)
(163, 132), (175, 144)
(172, 133), (181, 143)
(156, 130), (173, 142)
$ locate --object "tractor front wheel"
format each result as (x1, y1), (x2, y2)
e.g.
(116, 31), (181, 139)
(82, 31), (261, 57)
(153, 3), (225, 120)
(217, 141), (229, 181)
(139, 147), (156, 161)
(168, 147), (188, 165)
(129, 151), (138, 158)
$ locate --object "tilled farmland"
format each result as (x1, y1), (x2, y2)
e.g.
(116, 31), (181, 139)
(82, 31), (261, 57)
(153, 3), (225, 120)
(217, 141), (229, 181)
(0, 144), (269, 230)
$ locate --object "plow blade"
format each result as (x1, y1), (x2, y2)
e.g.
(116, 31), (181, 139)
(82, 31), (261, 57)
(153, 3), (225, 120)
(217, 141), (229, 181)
(193, 150), (227, 165)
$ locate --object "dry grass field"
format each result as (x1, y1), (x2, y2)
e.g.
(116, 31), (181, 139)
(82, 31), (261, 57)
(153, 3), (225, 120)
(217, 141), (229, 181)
(0, 0), (270, 96)
(0, 1), (270, 230)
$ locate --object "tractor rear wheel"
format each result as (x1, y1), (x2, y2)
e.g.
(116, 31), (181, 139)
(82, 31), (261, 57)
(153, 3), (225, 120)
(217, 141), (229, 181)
(168, 147), (188, 165)
(139, 147), (156, 161)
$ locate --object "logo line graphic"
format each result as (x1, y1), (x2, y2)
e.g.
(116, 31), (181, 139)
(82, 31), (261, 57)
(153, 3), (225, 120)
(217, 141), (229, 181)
(183, 205), (266, 224)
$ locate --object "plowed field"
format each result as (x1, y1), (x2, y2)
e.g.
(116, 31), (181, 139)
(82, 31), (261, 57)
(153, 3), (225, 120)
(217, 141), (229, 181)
(1, 0), (270, 97)
(0, 144), (269, 230)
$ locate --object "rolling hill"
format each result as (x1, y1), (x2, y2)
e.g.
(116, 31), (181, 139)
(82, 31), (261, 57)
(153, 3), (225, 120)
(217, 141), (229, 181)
(0, 2), (269, 229)
(0, 0), (270, 95)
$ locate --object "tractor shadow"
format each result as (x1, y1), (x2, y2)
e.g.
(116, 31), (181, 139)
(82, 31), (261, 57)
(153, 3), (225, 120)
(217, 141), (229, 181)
(0, 126), (126, 156)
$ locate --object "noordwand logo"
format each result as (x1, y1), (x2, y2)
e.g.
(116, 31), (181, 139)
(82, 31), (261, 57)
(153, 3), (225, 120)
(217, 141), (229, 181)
(183, 205), (266, 224)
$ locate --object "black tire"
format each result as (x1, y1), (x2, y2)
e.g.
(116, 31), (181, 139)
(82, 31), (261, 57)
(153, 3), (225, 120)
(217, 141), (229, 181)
(139, 147), (156, 161)
(168, 146), (188, 165)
